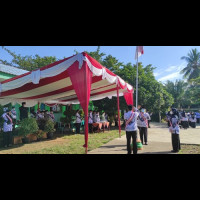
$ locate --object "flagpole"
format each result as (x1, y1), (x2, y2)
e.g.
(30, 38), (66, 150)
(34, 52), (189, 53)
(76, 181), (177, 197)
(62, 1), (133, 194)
(136, 47), (139, 109)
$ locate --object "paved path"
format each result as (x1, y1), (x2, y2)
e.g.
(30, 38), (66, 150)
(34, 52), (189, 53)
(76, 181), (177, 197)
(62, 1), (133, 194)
(88, 122), (200, 154)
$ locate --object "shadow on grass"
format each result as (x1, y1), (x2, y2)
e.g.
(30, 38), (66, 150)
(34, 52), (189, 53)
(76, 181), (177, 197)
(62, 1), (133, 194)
(99, 144), (126, 149)
(139, 151), (174, 154)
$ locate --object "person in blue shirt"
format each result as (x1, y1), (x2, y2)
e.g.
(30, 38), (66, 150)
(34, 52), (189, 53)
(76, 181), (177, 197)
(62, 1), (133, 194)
(195, 112), (200, 124)
(124, 105), (139, 154)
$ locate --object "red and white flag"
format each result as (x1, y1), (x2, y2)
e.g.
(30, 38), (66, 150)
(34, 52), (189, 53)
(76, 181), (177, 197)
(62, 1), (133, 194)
(135, 46), (144, 60)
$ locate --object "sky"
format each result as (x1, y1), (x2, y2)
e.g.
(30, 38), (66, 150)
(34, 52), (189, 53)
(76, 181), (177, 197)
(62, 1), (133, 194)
(0, 46), (199, 83)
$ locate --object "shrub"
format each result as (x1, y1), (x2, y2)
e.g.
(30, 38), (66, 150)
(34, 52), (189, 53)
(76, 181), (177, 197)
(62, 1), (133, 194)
(44, 119), (56, 133)
(18, 118), (39, 138)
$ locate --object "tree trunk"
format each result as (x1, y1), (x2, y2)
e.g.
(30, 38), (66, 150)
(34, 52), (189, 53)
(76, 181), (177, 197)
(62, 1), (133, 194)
(158, 111), (161, 123)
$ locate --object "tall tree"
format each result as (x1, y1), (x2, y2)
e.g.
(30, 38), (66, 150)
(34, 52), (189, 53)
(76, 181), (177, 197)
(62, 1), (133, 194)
(181, 48), (200, 81)
(0, 47), (58, 71)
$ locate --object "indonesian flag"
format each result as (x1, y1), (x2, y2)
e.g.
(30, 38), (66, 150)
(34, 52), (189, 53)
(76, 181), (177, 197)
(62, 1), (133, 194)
(135, 46), (144, 60)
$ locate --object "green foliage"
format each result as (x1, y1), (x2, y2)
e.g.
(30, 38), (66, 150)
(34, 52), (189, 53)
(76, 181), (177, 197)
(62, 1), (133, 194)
(1, 47), (58, 71)
(44, 120), (56, 133)
(18, 118), (39, 137)
(181, 48), (200, 81)
(63, 108), (76, 123)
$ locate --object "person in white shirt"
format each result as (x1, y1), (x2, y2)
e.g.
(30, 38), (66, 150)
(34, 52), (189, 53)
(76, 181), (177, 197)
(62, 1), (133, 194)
(75, 110), (82, 134)
(124, 105), (139, 154)
(88, 110), (93, 133)
(169, 117), (181, 153)
(11, 106), (17, 131)
(180, 111), (189, 129)
(2, 109), (13, 148)
(137, 107), (150, 145)
(96, 112), (100, 123)
(189, 112), (197, 128)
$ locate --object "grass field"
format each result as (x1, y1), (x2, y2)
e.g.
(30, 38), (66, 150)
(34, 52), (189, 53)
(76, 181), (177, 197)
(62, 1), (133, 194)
(179, 144), (200, 154)
(0, 129), (124, 154)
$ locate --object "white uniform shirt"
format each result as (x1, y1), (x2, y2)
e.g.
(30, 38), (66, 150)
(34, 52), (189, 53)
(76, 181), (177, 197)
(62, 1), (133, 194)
(189, 117), (197, 123)
(138, 112), (150, 127)
(169, 125), (180, 134)
(125, 111), (139, 131)
(88, 112), (93, 124)
(2, 113), (13, 132)
(181, 117), (188, 122)
(96, 114), (100, 123)
(76, 113), (82, 123)
(11, 109), (17, 119)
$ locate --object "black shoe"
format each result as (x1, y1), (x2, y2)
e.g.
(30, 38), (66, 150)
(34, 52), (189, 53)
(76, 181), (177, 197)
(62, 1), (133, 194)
(145, 143), (148, 145)
(171, 150), (178, 153)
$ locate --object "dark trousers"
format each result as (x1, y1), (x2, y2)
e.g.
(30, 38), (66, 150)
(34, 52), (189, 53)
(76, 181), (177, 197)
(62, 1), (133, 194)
(75, 123), (81, 134)
(171, 134), (181, 152)
(190, 122), (196, 128)
(139, 127), (148, 144)
(181, 121), (189, 129)
(3, 131), (13, 147)
(126, 131), (138, 154)
(89, 123), (93, 133)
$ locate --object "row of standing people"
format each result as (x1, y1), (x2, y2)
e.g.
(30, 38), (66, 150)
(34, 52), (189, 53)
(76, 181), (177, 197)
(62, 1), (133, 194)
(1, 102), (55, 148)
(166, 109), (197, 129)
(124, 105), (151, 154)
(124, 105), (182, 154)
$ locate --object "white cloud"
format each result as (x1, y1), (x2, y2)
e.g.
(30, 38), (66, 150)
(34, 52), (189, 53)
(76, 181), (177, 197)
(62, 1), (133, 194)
(157, 62), (186, 82)
(165, 65), (177, 72)
(154, 72), (161, 77)
(158, 72), (182, 82)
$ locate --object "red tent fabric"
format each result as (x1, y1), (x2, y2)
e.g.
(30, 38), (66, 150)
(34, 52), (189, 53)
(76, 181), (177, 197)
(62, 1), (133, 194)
(123, 91), (134, 105)
(0, 52), (134, 153)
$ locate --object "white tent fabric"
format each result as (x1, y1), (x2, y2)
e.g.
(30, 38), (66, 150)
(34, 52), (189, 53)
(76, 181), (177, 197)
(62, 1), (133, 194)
(0, 52), (134, 107)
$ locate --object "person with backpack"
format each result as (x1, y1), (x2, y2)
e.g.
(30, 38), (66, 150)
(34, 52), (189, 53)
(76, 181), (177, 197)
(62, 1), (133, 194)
(124, 105), (139, 154)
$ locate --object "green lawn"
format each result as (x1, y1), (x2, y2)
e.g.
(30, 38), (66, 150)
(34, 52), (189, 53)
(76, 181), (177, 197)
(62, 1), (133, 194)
(0, 129), (125, 154)
(179, 144), (200, 154)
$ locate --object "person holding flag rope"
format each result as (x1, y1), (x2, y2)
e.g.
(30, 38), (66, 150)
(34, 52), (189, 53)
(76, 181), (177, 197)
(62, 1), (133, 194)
(124, 105), (139, 154)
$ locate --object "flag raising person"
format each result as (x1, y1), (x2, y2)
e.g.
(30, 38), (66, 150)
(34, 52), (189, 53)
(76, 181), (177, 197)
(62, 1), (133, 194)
(124, 105), (139, 154)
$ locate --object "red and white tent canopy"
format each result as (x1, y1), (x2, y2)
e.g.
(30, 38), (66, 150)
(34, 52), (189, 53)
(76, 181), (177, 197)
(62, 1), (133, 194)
(0, 52), (133, 106)
(0, 52), (134, 153)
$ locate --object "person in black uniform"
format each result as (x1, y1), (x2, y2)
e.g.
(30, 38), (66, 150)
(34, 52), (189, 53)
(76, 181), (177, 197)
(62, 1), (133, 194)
(168, 108), (181, 153)
(19, 102), (29, 121)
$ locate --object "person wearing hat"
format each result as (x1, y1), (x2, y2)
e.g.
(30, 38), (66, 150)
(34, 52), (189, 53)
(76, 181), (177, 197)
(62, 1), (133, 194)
(2, 109), (13, 148)
(124, 105), (139, 154)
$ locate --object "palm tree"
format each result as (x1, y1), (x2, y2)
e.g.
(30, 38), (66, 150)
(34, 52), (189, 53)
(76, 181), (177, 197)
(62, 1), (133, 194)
(181, 48), (200, 81)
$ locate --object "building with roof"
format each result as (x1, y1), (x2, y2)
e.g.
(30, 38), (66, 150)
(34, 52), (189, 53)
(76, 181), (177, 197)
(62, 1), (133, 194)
(0, 64), (28, 82)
